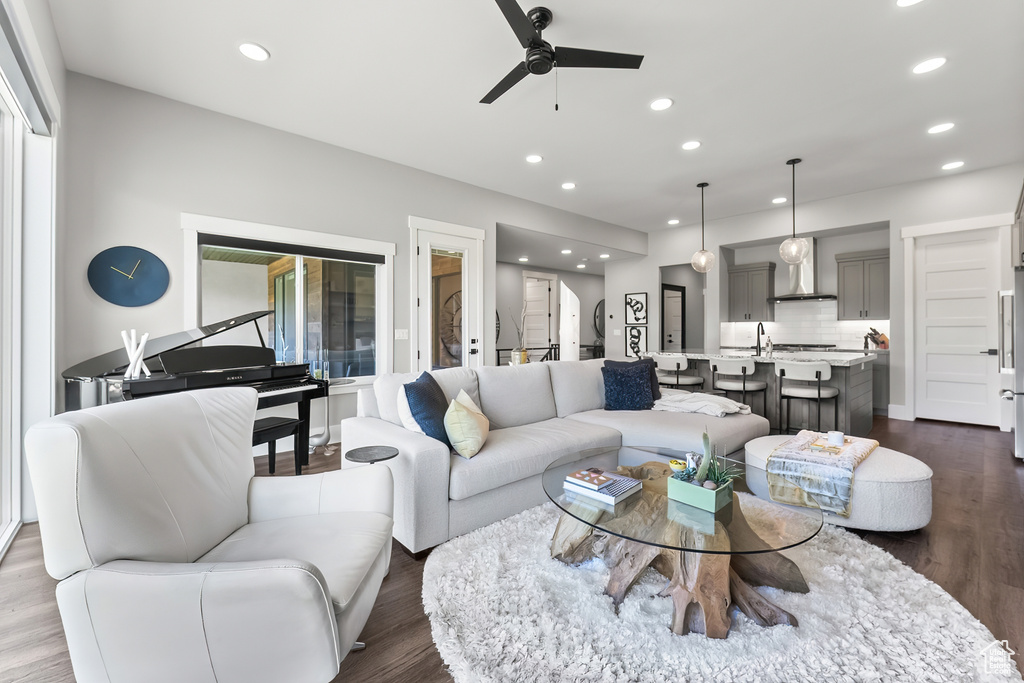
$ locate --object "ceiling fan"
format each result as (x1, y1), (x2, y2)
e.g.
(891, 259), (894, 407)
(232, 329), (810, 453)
(481, 0), (644, 104)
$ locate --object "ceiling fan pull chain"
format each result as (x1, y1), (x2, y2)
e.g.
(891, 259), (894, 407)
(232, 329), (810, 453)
(554, 65), (559, 111)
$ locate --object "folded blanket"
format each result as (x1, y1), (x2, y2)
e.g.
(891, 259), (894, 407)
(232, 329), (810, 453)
(653, 391), (751, 418)
(766, 430), (878, 517)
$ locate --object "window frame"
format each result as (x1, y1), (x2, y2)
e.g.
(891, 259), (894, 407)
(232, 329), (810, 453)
(181, 213), (396, 392)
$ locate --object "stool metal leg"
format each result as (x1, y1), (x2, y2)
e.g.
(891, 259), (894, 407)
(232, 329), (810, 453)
(268, 441), (276, 475)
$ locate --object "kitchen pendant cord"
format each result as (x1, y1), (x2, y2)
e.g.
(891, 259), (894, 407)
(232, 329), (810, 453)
(698, 181), (709, 250)
(787, 158), (802, 239)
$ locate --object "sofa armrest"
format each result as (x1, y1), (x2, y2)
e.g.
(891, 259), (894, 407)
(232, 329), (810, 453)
(248, 466), (394, 523)
(340, 416), (451, 553)
(56, 559), (340, 683)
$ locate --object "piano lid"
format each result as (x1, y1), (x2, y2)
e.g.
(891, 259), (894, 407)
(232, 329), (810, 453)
(63, 311), (272, 380)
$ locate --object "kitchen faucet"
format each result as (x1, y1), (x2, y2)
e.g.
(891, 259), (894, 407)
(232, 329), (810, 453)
(756, 322), (765, 356)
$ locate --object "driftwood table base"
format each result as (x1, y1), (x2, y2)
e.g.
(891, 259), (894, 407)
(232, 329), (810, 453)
(550, 462), (809, 638)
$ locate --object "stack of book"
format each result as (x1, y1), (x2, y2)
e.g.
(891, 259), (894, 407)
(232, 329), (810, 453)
(563, 467), (642, 505)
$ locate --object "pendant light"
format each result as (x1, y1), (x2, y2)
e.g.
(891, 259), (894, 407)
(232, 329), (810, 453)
(690, 182), (715, 273)
(779, 158), (809, 264)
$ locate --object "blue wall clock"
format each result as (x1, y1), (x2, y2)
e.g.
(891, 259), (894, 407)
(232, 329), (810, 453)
(87, 246), (170, 307)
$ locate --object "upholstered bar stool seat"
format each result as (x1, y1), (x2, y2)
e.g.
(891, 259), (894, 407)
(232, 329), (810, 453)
(711, 356), (767, 416)
(780, 385), (839, 399)
(744, 435), (933, 532)
(651, 353), (704, 390)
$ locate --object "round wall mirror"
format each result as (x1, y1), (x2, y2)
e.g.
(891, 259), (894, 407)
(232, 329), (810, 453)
(593, 299), (605, 339)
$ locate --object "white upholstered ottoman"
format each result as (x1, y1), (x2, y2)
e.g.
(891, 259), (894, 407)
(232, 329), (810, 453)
(743, 435), (933, 532)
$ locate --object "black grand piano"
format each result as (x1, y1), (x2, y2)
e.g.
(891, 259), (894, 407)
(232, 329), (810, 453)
(62, 311), (328, 471)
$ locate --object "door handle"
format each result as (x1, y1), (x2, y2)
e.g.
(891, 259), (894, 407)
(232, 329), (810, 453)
(980, 349), (998, 355)
(1002, 391), (1015, 400)
(470, 349), (479, 355)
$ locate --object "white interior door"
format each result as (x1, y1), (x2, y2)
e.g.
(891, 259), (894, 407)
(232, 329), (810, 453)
(662, 286), (684, 352)
(915, 228), (1001, 425)
(559, 282), (580, 361)
(523, 272), (555, 359)
(415, 227), (483, 372)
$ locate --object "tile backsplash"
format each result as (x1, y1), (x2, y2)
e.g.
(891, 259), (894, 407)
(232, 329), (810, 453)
(720, 300), (890, 350)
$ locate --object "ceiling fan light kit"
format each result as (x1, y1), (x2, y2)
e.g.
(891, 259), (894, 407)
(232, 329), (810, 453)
(779, 158), (810, 265)
(691, 182), (716, 273)
(481, 1), (644, 105)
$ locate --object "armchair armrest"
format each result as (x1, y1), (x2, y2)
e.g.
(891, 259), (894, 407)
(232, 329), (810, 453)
(248, 465), (395, 523)
(56, 559), (340, 683)
(340, 416), (452, 553)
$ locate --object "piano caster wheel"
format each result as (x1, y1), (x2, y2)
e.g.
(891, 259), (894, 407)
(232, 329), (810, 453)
(350, 642), (366, 652)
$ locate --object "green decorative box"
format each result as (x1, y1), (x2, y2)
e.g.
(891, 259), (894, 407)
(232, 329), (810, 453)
(666, 477), (733, 512)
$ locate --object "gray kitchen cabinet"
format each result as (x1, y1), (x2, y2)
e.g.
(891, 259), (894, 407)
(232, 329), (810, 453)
(727, 262), (775, 322)
(872, 352), (889, 415)
(836, 250), (889, 320)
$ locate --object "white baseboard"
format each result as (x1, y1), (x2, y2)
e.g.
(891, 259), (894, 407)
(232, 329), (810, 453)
(886, 404), (913, 421)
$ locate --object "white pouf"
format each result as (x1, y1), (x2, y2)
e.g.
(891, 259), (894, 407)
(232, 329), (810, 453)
(744, 435), (933, 532)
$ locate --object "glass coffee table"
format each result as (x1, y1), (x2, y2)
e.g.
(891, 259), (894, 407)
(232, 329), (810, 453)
(541, 447), (823, 638)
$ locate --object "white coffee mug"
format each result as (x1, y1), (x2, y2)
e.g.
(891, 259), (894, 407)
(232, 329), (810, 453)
(827, 430), (845, 447)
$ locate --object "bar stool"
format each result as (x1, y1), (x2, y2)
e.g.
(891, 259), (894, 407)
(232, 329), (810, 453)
(711, 357), (768, 416)
(651, 353), (704, 391)
(774, 360), (839, 434)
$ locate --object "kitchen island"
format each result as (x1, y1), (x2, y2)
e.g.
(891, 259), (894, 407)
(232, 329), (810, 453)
(652, 350), (876, 436)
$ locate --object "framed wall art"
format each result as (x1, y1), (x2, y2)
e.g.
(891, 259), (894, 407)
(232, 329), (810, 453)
(625, 325), (648, 358)
(624, 292), (648, 325)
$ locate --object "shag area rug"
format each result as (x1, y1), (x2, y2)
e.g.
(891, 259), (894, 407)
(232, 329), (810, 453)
(422, 501), (1022, 683)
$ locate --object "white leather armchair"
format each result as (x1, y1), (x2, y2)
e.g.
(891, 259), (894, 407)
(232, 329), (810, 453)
(26, 387), (393, 683)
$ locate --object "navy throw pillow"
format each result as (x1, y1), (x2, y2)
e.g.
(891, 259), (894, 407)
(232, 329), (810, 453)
(601, 363), (654, 411)
(403, 372), (452, 448)
(604, 357), (661, 400)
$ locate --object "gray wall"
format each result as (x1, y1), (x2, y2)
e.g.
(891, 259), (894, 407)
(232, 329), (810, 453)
(495, 261), (605, 354)
(59, 73), (640, 409)
(605, 162), (1024, 414)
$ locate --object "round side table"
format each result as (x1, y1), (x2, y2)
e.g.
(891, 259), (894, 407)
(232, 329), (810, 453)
(345, 445), (399, 465)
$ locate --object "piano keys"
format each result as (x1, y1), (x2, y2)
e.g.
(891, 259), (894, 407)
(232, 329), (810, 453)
(62, 311), (328, 473)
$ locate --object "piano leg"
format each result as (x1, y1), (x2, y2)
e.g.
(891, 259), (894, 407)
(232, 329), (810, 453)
(296, 396), (312, 475)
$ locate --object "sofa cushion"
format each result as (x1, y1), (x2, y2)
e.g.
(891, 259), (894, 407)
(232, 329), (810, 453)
(547, 359), (605, 417)
(604, 358), (661, 400)
(445, 390), (490, 459)
(398, 373), (452, 448)
(429, 367), (482, 409)
(448, 418), (621, 501)
(602, 363), (655, 411)
(566, 409), (769, 455)
(199, 511), (393, 612)
(475, 363), (557, 429)
(373, 372), (419, 426)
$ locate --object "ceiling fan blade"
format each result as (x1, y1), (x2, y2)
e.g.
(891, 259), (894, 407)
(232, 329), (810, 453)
(480, 62), (529, 104)
(493, 0), (540, 48)
(554, 47), (644, 69)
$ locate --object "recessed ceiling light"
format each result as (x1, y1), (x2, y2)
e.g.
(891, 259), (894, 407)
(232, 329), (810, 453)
(576, 264), (586, 269)
(561, 182), (576, 190)
(928, 122), (954, 134)
(561, 249), (572, 254)
(599, 254), (610, 259)
(667, 219), (680, 225)
(772, 197), (788, 204)
(650, 98), (673, 111)
(942, 161), (964, 170)
(681, 141), (701, 151)
(239, 43), (270, 62)
(518, 257), (529, 262)
(526, 154), (543, 163)
(896, 0), (924, 6)
(913, 57), (946, 74)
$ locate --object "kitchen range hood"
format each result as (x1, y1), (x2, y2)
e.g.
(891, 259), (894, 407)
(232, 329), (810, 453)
(766, 238), (838, 303)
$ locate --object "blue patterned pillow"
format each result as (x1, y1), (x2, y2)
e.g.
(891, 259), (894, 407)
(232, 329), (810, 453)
(601, 363), (654, 411)
(604, 358), (661, 400)
(402, 372), (452, 448)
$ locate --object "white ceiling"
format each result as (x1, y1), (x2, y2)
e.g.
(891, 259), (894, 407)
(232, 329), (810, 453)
(47, 0), (1024, 232)
(495, 223), (643, 274)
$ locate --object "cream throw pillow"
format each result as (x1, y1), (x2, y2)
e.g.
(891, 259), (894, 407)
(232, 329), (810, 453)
(445, 389), (489, 458)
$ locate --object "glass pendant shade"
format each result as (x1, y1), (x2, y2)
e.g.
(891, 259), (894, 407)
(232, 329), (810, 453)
(779, 236), (809, 264)
(691, 249), (716, 273)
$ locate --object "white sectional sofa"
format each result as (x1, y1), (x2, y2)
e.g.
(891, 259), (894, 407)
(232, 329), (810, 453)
(341, 359), (770, 555)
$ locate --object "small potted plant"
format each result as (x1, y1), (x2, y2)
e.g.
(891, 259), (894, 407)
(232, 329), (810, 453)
(667, 431), (740, 512)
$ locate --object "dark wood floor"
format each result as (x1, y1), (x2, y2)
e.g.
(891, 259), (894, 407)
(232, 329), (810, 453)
(1, 417), (1021, 682)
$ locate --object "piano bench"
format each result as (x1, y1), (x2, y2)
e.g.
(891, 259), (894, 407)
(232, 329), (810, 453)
(252, 416), (306, 475)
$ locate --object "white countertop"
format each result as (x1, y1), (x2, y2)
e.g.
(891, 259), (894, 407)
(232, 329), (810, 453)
(650, 350), (877, 367)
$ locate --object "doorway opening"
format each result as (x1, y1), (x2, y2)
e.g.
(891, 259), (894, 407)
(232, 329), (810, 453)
(661, 284), (686, 352)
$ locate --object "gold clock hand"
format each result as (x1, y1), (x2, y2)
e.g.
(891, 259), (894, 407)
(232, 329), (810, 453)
(110, 266), (133, 278)
(128, 259), (141, 279)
